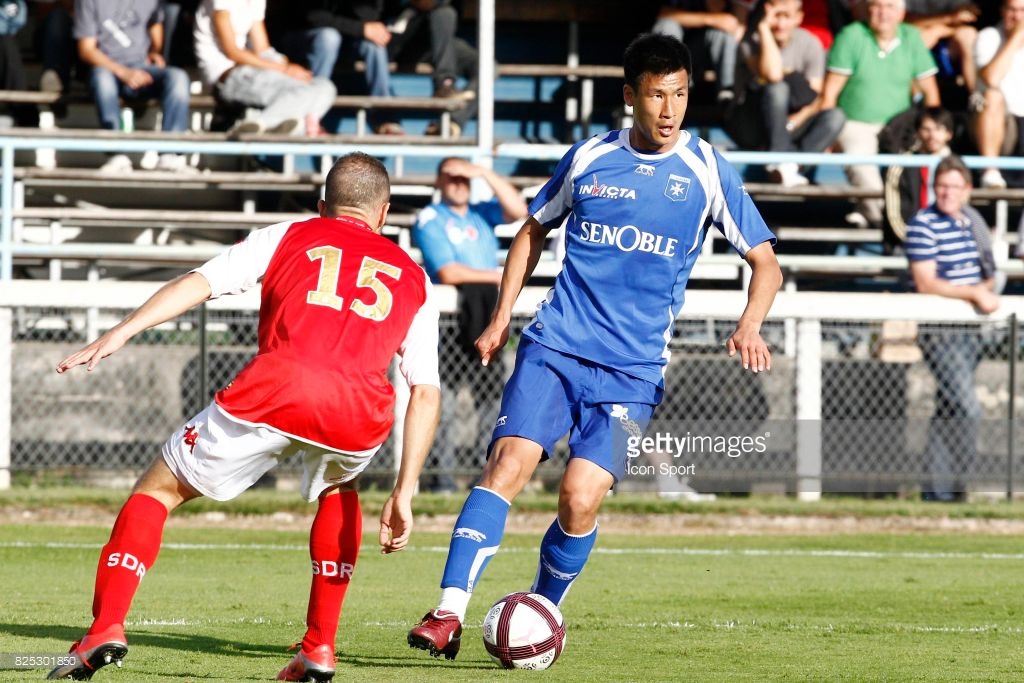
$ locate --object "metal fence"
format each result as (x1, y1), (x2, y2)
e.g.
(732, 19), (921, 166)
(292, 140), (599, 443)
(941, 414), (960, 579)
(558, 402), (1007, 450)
(3, 286), (1023, 498)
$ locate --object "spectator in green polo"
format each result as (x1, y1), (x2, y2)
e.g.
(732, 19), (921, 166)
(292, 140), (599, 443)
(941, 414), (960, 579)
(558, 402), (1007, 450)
(820, 0), (940, 229)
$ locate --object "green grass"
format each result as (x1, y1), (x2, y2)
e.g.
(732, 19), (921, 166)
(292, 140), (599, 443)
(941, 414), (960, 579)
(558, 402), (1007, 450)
(1, 518), (1023, 682)
(7, 485), (1024, 520)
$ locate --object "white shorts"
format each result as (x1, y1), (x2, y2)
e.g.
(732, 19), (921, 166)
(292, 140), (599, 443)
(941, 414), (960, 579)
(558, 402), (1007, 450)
(161, 403), (381, 503)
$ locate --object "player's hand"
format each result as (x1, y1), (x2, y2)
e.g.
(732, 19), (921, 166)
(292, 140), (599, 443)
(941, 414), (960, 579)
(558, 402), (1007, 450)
(475, 318), (509, 368)
(726, 323), (771, 374)
(379, 493), (413, 554)
(56, 330), (128, 374)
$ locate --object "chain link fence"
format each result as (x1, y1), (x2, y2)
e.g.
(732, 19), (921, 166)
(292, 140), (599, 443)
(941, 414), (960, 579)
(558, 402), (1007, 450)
(6, 304), (1023, 496)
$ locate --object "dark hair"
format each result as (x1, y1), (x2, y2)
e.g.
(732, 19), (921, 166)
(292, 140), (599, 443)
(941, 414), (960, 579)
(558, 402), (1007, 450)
(324, 152), (390, 213)
(933, 154), (971, 186)
(623, 33), (692, 91)
(914, 106), (954, 133)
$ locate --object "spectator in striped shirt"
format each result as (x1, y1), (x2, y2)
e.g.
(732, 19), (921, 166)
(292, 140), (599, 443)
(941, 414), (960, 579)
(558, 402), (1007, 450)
(905, 154), (998, 502)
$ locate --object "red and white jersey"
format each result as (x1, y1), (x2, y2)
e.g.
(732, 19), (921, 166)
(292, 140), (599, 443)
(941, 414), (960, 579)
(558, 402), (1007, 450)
(194, 215), (440, 452)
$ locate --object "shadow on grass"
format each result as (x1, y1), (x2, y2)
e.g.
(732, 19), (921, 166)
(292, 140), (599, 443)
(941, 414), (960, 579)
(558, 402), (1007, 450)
(0, 622), (499, 674)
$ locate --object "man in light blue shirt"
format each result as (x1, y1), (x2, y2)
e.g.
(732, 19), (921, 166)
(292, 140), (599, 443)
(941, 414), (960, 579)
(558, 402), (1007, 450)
(413, 157), (528, 493)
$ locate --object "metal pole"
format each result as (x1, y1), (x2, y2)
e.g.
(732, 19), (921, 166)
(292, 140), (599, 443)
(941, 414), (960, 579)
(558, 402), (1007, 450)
(198, 303), (208, 410)
(1008, 313), (1017, 502)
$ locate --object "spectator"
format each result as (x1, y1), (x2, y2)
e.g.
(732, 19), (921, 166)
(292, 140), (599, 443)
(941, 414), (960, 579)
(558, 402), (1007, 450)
(75, 0), (193, 173)
(192, 0), (336, 137)
(797, 0), (853, 49)
(32, 0), (74, 93)
(905, 1), (980, 101)
(971, 0), (1024, 189)
(411, 157), (528, 493)
(821, 0), (940, 229)
(162, 0), (199, 67)
(726, 0), (846, 186)
(271, 0), (475, 136)
(652, 0), (749, 102)
(0, 0), (37, 127)
(905, 154), (997, 502)
(390, 0), (478, 137)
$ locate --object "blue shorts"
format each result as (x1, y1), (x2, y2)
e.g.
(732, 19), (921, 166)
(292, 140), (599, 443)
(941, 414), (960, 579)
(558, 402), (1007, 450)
(491, 338), (660, 481)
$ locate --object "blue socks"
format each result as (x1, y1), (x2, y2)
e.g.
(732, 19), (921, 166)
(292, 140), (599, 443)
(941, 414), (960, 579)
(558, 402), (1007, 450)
(440, 487), (510, 593)
(532, 518), (597, 606)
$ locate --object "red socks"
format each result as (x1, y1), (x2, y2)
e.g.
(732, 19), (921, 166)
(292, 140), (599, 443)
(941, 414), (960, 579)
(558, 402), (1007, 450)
(89, 493), (168, 635)
(302, 490), (362, 653)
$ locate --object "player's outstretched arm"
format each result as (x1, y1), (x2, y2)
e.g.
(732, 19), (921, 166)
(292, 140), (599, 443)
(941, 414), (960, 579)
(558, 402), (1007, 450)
(380, 383), (441, 554)
(56, 272), (212, 374)
(476, 216), (549, 366)
(726, 242), (782, 373)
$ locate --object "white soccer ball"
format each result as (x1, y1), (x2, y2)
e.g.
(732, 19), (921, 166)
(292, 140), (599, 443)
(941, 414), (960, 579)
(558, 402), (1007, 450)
(481, 591), (567, 670)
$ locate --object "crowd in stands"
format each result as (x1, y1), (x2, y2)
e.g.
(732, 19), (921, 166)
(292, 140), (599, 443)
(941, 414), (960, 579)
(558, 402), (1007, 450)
(0, 0), (1019, 200)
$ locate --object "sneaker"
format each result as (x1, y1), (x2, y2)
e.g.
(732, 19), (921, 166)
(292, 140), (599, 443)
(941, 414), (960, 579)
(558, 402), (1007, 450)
(39, 68), (63, 94)
(424, 120), (462, 138)
(276, 643), (335, 682)
(767, 162), (809, 188)
(844, 210), (870, 229)
(155, 153), (197, 173)
(47, 624), (128, 680)
(227, 119), (263, 139)
(433, 79), (475, 100)
(99, 154), (132, 174)
(980, 168), (1007, 189)
(267, 118), (302, 136)
(408, 609), (462, 660)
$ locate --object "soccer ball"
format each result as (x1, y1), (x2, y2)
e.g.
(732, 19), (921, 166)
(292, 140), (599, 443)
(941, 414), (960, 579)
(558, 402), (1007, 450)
(481, 592), (567, 670)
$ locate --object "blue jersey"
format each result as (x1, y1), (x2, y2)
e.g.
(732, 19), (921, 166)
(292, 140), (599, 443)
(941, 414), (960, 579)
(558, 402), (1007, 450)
(413, 200), (504, 283)
(526, 129), (776, 387)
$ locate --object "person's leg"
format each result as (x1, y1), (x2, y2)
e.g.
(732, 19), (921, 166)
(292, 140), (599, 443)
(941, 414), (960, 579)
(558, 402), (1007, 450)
(277, 27), (341, 80)
(437, 437), (544, 613)
(761, 82), (796, 152)
(424, 5), (458, 91)
(975, 89), (1008, 187)
(704, 28), (737, 95)
(145, 66), (191, 132)
(530, 459), (607, 606)
(48, 455), (201, 679)
(88, 67), (123, 130)
(275, 482), (360, 682)
(36, 4), (73, 87)
(794, 107), (846, 153)
(836, 119), (884, 225)
(532, 397), (654, 607)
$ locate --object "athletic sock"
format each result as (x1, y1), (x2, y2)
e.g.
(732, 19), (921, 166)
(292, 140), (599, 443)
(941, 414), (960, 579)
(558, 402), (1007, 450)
(302, 490), (361, 653)
(89, 493), (169, 635)
(531, 518), (597, 607)
(438, 487), (510, 619)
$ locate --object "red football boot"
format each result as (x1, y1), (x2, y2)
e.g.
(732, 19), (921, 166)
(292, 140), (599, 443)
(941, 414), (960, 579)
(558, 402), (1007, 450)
(407, 609), (462, 660)
(275, 643), (335, 682)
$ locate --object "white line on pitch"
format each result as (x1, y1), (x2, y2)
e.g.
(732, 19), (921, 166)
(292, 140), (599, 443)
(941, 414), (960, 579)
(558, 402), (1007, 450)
(4, 540), (1024, 561)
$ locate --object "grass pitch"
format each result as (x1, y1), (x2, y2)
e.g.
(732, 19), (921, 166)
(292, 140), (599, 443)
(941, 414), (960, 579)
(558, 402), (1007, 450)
(1, 500), (1023, 681)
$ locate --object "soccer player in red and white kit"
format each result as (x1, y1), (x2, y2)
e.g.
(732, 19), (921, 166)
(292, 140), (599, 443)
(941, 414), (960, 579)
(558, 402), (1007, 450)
(49, 152), (441, 682)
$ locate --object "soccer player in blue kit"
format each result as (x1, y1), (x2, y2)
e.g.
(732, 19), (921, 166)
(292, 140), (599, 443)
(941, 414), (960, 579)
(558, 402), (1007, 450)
(409, 32), (783, 660)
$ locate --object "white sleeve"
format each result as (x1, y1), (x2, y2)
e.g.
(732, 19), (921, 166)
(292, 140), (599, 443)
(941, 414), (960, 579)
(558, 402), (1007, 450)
(397, 274), (441, 388)
(192, 221), (293, 298)
(974, 27), (1001, 70)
